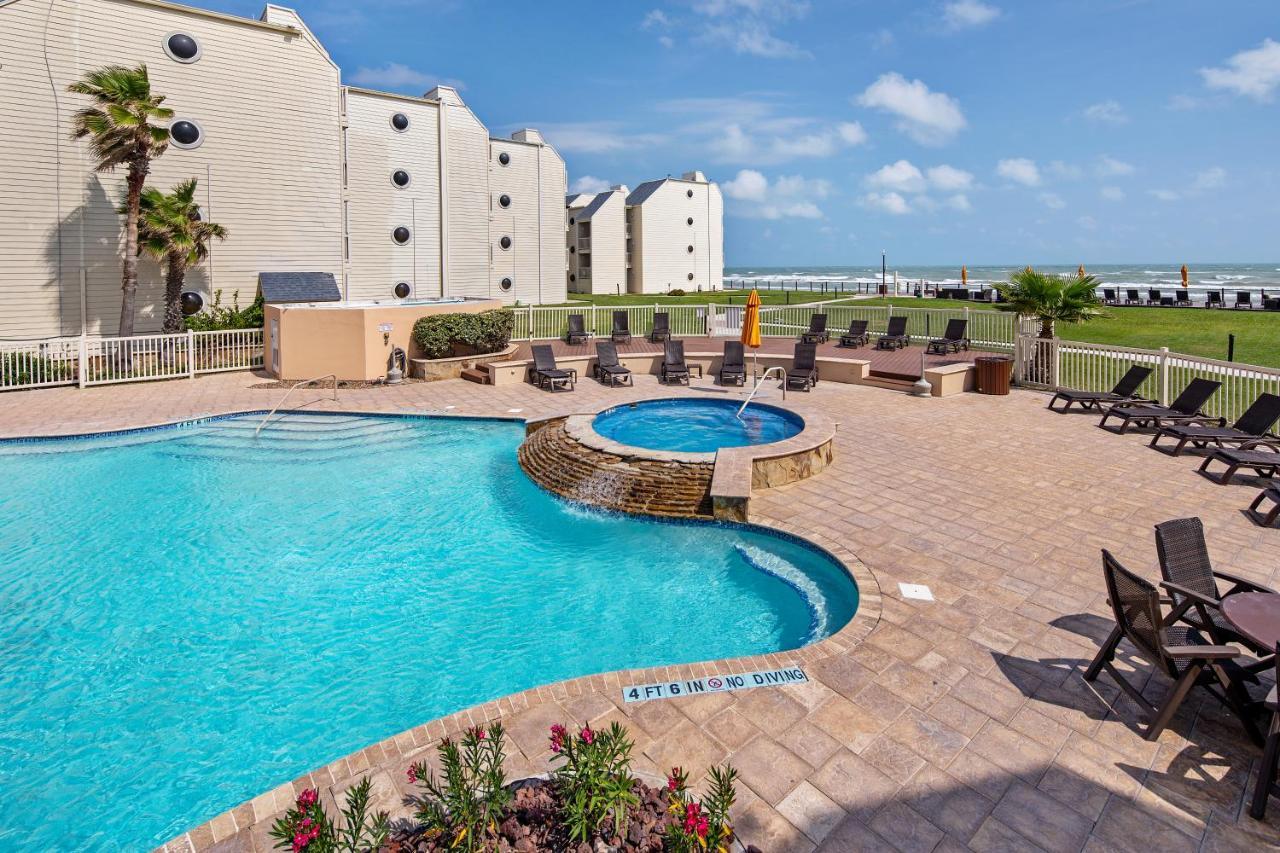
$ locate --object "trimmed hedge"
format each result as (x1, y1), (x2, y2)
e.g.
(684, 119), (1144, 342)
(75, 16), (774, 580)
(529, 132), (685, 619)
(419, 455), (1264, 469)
(412, 309), (515, 359)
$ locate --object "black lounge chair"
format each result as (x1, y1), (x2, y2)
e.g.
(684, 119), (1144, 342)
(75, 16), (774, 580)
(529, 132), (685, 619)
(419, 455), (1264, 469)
(1175, 290), (1191, 306)
(1046, 365), (1153, 413)
(565, 313), (590, 345)
(1150, 393), (1280, 455)
(876, 316), (909, 350)
(592, 341), (632, 387)
(1249, 643), (1280, 818)
(1207, 291), (1223, 308)
(1102, 288), (1119, 305)
(1250, 486), (1280, 527)
(800, 313), (829, 344)
(1148, 288), (1162, 305)
(660, 339), (700, 384)
(1234, 290), (1253, 310)
(1199, 440), (1280, 485)
(926, 319), (969, 354)
(1124, 289), (1142, 305)
(839, 319), (869, 348)
(1098, 377), (1221, 434)
(787, 342), (818, 391)
(610, 310), (632, 345)
(719, 341), (746, 386)
(649, 312), (670, 343)
(1084, 549), (1261, 744)
(1154, 517), (1276, 654)
(529, 344), (575, 391)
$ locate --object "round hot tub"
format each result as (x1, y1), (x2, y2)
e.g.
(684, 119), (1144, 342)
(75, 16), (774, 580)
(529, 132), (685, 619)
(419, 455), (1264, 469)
(592, 398), (803, 453)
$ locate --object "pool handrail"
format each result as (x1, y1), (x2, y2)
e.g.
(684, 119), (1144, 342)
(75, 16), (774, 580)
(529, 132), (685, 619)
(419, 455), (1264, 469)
(737, 366), (787, 418)
(255, 374), (338, 437)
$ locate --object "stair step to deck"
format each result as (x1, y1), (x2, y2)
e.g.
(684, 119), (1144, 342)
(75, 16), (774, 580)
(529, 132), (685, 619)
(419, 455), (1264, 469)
(461, 367), (489, 384)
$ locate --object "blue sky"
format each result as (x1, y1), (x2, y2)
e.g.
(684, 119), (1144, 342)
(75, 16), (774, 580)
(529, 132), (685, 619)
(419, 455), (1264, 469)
(208, 1), (1277, 265)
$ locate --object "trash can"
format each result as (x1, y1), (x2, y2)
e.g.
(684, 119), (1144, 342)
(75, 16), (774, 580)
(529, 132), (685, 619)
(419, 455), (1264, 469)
(974, 355), (1013, 395)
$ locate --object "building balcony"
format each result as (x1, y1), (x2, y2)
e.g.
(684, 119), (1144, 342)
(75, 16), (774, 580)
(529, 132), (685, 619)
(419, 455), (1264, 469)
(577, 238), (591, 252)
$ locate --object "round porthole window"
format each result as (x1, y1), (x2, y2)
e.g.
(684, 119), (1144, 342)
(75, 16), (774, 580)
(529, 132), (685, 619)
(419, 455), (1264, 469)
(569, 273), (576, 282)
(569, 217), (575, 225)
(390, 113), (409, 132)
(688, 273), (695, 281)
(687, 217), (694, 225)
(499, 235), (512, 250)
(180, 291), (204, 316)
(498, 152), (510, 166)
(569, 246), (575, 254)
(391, 170), (411, 188)
(392, 226), (412, 245)
(169, 119), (204, 149)
(164, 32), (202, 63)
(687, 245), (694, 253)
(500, 277), (513, 291)
(687, 189), (694, 198)
(192, 206), (205, 222)
(499, 194), (511, 208)
(394, 281), (412, 299)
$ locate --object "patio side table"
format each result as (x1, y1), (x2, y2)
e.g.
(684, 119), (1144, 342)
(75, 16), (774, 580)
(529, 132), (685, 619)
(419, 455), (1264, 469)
(1222, 592), (1280, 651)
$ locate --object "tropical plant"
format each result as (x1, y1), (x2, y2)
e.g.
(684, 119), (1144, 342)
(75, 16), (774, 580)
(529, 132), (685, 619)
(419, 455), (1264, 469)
(268, 778), (389, 853)
(68, 64), (172, 337)
(663, 764), (739, 853)
(994, 267), (1106, 339)
(548, 721), (639, 845)
(133, 178), (228, 332)
(409, 723), (512, 853)
(182, 289), (264, 331)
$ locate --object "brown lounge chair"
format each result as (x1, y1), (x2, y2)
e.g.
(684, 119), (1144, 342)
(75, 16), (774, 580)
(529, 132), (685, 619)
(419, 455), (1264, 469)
(1084, 549), (1261, 743)
(592, 341), (632, 387)
(876, 316), (909, 350)
(839, 319), (869, 348)
(1198, 441), (1280, 484)
(1249, 486), (1280, 527)
(649, 312), (670, 343)
(1234, 290), (1253, 310)
(786, 342), (818, 391)
(800, 313), (829, 344)
(610, 311), (632, 345)
(1124, 289), (1142, 305)
(1097, 377), (1221, 434)
(719, 341), (746, 386)
(660, 339), (701, 384)
(1149, 392), (1280, 455)
(565, 313), (590, 345)
(529, 344), (575, 391)
(1046, 365), (1153, 413)
(1249, 643), (1280, 818)
(926, 319), (969, 354)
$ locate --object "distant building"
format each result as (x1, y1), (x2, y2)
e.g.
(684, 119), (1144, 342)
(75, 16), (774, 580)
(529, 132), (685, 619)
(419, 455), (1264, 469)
(566, 186), (628, 295)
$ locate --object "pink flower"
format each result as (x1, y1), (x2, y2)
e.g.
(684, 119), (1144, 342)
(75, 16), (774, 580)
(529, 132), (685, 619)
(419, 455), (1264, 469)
(549, 724), (567, 753)
(469, 725), (486, 740)
(407, 765), (418, 783)
(580, 725), (594, 745)
(295, 789), (318, 810)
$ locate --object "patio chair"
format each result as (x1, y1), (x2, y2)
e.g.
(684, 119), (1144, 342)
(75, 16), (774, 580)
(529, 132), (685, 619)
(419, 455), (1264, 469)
(1149, 393), (1280, 456)
(1148, 288), (1162, 305)
(1249, 642), (1280, 819)
(1124, 289), (1143, 305)
(876, 316), (909, 350)
(926, 319), (970, 354)
(660, 339), (701, 384)
(787, 342), (819, 391)
(1046, 365), (1154, 413)
(1103, 288), (1119, 305)
(529, 344), (576, 392)
(1175, 290), (1191, 306)
(1083, 549), (1261, 743)
(610, 311), (632, 345)
(1097, 377), (1222, 434)
(1235, 291), (1253, 310)
(800, 313), (829, 344)
(565, 314), (590, 345)
(839, 319), (869, 348)
(1207, 291), (1223, 308)
(649, 312), (670, 343)
(719, 340), (746, 386)
(1198, 441), (1280, 485)
(592, 341), (632, 387)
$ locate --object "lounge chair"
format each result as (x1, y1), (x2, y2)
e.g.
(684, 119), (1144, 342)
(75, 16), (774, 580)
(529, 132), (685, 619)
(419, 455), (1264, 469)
(1198, 440), (1280, 485)
(592, 341), (632, 387)
(876, 316), (909, 350)
(610, 310), (632, 345)
(1102, 288), (1119, 305)
(787, 342), (818, 391)
(649, 312), (670, 343)
(1097, 377), (1221, 434)
(839, 319), (869, 348)
(1249, 643), (1280, 818)
(719, 341), (746, 386)
(565, 314), (590, 345)
(800, 313), (829, 344)
(1175, 290), (1191, 306)
(1149, 393), (1280, 455)
(1250, 486), (1280, 527)
(529, 344), (575, 391)
(1046, 365), (1153, 413)
(1154, 517), (1277, 653)
(1148, 288), (1162, 305)
(1084, 549), (1261, 743)
(926, 319), (969, 354)
(660, 339), (701, 384)
(1206, 291), (1223, 308)
(1124, 289), (1142, 305)
(1234, 291), (1253, 310)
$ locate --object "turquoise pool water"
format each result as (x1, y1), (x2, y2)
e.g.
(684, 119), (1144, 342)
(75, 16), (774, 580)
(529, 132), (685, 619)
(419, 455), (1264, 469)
(0, 413), (856, 850)
(593, 398), (803, 453)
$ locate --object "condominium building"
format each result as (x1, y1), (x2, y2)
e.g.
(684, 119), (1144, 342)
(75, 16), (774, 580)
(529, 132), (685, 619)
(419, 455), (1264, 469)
(0, 0), (567, 338)
(566, 187), (628, 296)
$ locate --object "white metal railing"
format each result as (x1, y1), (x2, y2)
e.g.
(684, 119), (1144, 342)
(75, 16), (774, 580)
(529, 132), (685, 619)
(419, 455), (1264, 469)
(0, 337), (80, 390)
(256, 374), (337, 437)
(738, 366), (787, 416)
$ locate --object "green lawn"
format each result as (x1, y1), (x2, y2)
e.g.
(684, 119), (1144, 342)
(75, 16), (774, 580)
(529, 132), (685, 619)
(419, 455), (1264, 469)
(559, 290), (851, 307)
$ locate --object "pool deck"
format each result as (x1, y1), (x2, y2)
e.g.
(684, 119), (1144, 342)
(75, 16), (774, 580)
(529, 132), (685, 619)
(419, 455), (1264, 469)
(2, 372), (1279, 852)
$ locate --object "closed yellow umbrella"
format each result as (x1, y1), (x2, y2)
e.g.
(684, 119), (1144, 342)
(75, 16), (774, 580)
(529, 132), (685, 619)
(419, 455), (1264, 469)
(1181, 264), (1189, 288)
(1077, 263), (1086, 278)
(741, 288), (762, 378)
(961, 265), (968, 287)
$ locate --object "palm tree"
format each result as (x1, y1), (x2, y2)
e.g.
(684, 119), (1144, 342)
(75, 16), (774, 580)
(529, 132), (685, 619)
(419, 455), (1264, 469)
(995, 267), (1106, 338)
(68, 65), (171, 337)
(134, 179), (228, 332)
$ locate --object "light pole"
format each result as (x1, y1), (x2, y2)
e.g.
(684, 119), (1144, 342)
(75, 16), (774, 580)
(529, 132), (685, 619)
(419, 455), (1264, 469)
(881, 250), (887, 294)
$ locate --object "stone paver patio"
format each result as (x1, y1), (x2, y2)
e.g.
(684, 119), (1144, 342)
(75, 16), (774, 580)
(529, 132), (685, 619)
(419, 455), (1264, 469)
(2, 371), (1278, 852)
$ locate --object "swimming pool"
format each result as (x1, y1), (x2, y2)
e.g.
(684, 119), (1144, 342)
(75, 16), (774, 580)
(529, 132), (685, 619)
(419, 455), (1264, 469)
(0, 412), (856, 849)
(592, 398), (804, 453)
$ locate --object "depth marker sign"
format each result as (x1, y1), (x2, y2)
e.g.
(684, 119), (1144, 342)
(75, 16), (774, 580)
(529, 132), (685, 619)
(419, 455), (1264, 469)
(622, 666), (807, 703)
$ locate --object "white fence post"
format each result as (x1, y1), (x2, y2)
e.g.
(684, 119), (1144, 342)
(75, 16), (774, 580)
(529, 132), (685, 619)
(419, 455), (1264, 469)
(1051, 338), (1061, 388)
(78, 335), (87, 388)
(186, 330), (196, 378)
(1159, 347), (1170, 404)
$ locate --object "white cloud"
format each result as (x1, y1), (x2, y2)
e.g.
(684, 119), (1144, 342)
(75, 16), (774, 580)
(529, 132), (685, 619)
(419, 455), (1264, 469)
(570, 175), (612, 195)
(1149, 189), (1180, 202)
(536, 122), (664, 153)
(866, 160), (927, 193)
(837, 121), (868, 145)
(943, 1), (1000, 30)
(926, 164), (974, 191)
(1083, 100), (1128, 124)
(694, 0), (811, 59)
(1201, 39), (1280, 101)
(642, 9), (670, 29)
(946, 194), (972, 212)
(709, 120), (865, 165)
(1039, 192), (1066, 210)
(1100, 186), (1125, 202)
(349, 63), (460, 92)
(1047, 161), (1083, 181)
(723, 169), (769, 202)
(996, 158), (1041, 186)
(1193, 166), (1226, 190)
(857, 73), (967, 145)
(860, 162), (973, 213)
(658, 35), (675, 48)
(861, 191), (912, 215)
(723, 169), (828, 219)
(1077, 215), (1098, 231)
(1096, 156), (1135, 177)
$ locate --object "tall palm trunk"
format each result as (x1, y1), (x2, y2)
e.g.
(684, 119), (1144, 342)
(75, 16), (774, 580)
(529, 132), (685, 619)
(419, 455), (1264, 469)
(162, 251), (187, 333)
(1039, 318), (1055, 339)
(119, 164), (147, 337)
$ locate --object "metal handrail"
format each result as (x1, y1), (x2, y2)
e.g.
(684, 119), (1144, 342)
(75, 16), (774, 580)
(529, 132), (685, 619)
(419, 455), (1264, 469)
(255, 374), (337, 437)
(737, 366), (787, 417)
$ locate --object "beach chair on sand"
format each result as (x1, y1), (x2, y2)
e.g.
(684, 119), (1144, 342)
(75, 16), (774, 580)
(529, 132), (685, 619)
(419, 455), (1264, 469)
(839, 320), (869, 348)
(529, 345), (576, 391)
(876, 316), (909, 350)
(1098, 377), (1221, 434)
(719, 341), (746, 386)
(1046, 365), (1153, 413)
(787, 342), (819, 391)
(649, 312), (670, 343)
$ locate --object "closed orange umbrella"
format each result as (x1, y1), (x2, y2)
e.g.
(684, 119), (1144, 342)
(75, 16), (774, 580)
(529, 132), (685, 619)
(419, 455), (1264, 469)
(961, 265), (967, 286)
(741, 288), (762, 378)
(1181, 264), (1189, 288)
(1077, 263), (1086, 278)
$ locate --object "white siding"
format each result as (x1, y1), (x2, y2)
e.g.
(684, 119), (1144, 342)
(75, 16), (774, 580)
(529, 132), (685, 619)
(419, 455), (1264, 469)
(629, 178), (722, 295)
(442, 102), (490, 298)
(536, 143), (567, 304)
(583, 192), (626, 296)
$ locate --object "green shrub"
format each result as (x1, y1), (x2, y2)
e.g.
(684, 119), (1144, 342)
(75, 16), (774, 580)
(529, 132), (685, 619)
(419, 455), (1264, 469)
(410, 723), (511, 852)
(667, 288), (687, 297)
(549, 721), (639, 845)
(412, 309), (514, 359)
(2, 352), (75, 385)
(183, 289), (264, 331)
(268, 777), (389, 853)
